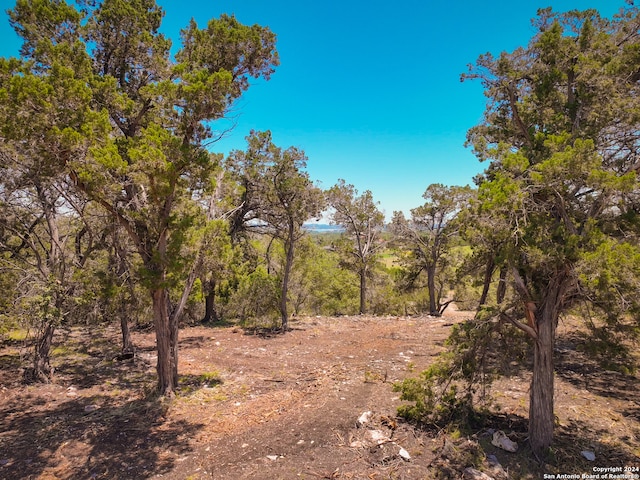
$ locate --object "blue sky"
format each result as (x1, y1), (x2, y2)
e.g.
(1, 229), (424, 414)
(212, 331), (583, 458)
(0, 0), (623, 218)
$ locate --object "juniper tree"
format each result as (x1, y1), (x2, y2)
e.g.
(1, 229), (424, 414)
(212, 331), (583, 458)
(2, 0), (278, 395)
(391, 184), (472, 316)
(327, 180), (385, 315)
(227, 131), (324, 330)
(463, 5), (640, 455)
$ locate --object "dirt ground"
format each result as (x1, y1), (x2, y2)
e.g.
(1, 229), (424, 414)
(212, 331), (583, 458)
(1, 308), (638, 479)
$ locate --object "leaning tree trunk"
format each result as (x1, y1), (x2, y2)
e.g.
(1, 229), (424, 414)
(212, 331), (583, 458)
(152, 287), (178, 395)
(478, 257), (495, 307)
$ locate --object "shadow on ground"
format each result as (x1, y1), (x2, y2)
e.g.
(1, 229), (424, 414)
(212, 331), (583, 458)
(0, 328), (205, 480)
(0, 390), (204, 480)
(421, 411), (639, 479)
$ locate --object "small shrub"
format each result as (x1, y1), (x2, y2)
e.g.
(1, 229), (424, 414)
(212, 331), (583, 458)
(394, 359), (479, 429)
(394, 316), (527, 430)
(198, 371), (222, 385)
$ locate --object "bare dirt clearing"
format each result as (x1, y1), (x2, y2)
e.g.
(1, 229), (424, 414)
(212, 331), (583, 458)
(1, 309), (638, 479)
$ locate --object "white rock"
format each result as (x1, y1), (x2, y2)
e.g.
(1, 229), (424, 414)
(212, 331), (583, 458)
(266, 455), (278, 461)
(398, 447), (411, 461)
(367, 430), (390, 444)
(581, 450), (596, 461)
(463, 467), (495, 480)
(357, 411), (373, 427)
(491, 431), (518, 452)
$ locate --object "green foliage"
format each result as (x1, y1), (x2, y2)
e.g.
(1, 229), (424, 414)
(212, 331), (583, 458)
(197, 371), (222, 385)
(228, 265), (280, 328)
(394, 359), (478, 429)
(288, 236), (359, 316)
(1, 0), (280, 393)
(0, 266), (19, 335)
(452, 277), (481, 312)
(365, 264), (414, 316)
(224, 131), (324, 328)
(394, 318), (529, 428)
(578, 237), (640, 323)
(18, 280), (64, 327)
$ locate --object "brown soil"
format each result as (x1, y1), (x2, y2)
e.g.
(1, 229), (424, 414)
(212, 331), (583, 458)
(1, 309), (638, 479)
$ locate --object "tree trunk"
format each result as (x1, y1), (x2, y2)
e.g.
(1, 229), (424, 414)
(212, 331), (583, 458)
(116, 244), (134, 353)
(478, 257), (495, 307)
(280, 226), (296, 331)
(152, 288), (177, 395)
(529, 303), (556, 456)
(26, 186), (61, 383)
(201, 279), (218, 324)
(25, 322), (55, 383)
(120, 314), (133, 353)
(427, 265), (438, 315)
(359, 267), (367, 314)
(496, 266), (508, 304)
(528, 274), (566, 456)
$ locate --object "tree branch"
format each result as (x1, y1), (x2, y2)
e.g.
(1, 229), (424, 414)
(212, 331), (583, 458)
(501, 311), (538, 339)
(511, 267), (539, 336)
(505, 81), (532, 146)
